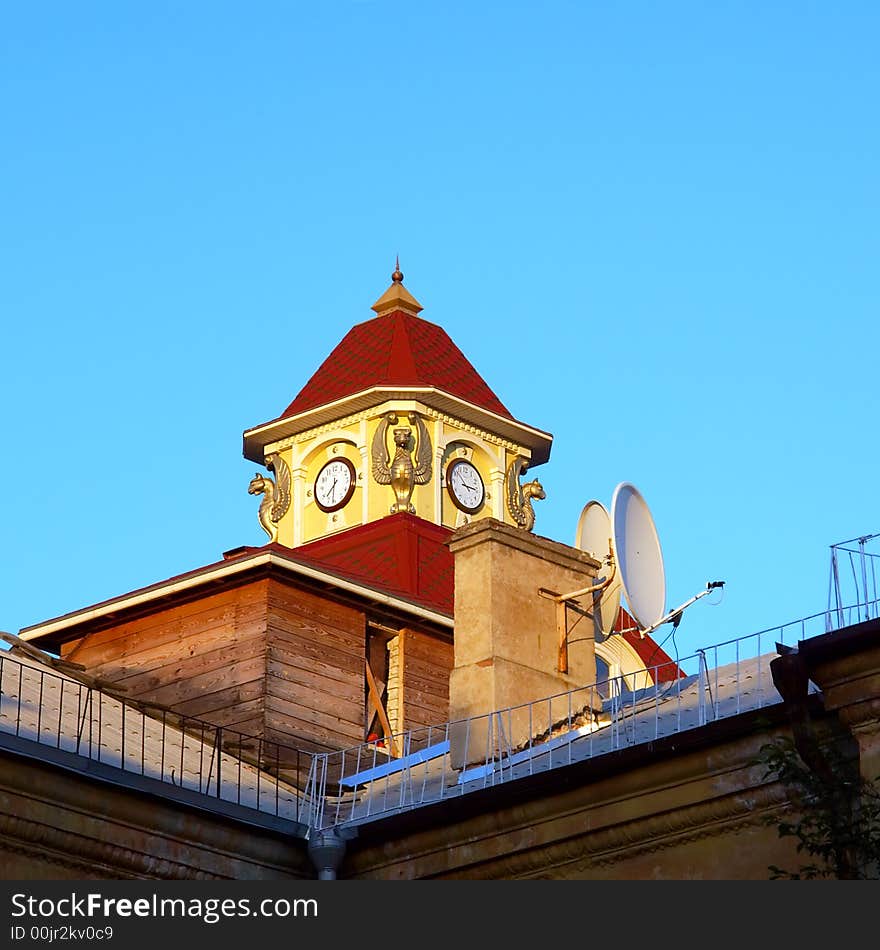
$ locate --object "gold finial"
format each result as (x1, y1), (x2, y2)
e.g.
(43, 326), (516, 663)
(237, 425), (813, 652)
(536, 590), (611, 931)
(371, 255), (423, 315)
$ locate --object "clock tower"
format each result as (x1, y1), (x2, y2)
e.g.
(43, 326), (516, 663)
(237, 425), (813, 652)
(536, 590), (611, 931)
(242, 264), (553, 548)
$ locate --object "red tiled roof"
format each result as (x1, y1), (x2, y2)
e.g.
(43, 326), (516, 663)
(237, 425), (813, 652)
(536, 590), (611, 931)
(281, 310), (513, 420)
(291, 513), (455, 616)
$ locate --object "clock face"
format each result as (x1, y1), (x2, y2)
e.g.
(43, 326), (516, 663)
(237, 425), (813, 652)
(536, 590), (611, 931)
(446, 458), (485, 514)
(314, 457), (356, 513)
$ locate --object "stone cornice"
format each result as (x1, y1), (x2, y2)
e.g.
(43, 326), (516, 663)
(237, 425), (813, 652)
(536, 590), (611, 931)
(448, 517), (601, 572)
(0, 752), (312, 880)
(469, 783), (789, 879)
(0, 811), (216, 879)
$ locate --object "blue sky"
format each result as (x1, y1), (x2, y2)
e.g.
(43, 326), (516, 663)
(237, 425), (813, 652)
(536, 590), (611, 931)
(2, 2), (878, 665)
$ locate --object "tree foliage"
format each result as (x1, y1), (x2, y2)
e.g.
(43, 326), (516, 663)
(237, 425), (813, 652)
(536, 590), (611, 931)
(755, 736), (880, 880)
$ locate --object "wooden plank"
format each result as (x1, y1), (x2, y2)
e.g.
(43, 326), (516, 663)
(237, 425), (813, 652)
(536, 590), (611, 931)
(401, 649), (450, 713)
(267, 634), (362, 682)
(264, 678), (363, 730)
(264, 660), (363, 714)
(263, 727), (336, 758)
(60, 637), (85, 659)
(399, 628), (452, 732)
(265, 692), (363, 741)
(69, 599), (267, 670)
(401, 642), (452, 666)
(398, 630), (406, 736)
(64, 584), (268, 657)
(170, 696), (265, 731)
(400, 691), (448, 720)
(268, 614), (364, 664)
(397, 630), (454, 661)
(266, 655), (362, 707)
(130, 654), (267, 709)
(268, 634), (362, 680)
(94, 632), (267, 689)
(557, 600), (569, 673)
(64, 601), (225, 655)
(171, 680), (264, 719)
(365, 660), (398, 757)
(400, 625), (448, 734)
(403, 695), (448, 722)
(397, 670), (449, 707)
(264, 709), (361, 752)
(268, 580), (364, 628)
(400, 657), (449, 687)
(401, 653), (453, 682)
(215, 715), (265, 739)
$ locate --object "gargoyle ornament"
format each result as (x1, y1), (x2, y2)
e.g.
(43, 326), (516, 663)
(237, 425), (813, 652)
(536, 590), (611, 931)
(371, 412), (433, 514)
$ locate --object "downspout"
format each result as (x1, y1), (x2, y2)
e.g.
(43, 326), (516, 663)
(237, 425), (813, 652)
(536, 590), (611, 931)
(770, 646), (837, 784)
(770, 645), (860, 879)
(307, 828), (347, 881)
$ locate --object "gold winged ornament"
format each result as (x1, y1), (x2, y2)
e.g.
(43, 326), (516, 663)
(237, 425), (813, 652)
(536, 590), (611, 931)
(371, 412), (433, 514)
(506, 456), (546, 532)
(248, 452), (292, 542)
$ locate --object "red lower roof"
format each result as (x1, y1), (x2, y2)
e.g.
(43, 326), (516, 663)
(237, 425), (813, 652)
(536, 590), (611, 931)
(612, 609), (685, 682)
(292, 513), (455, 616)
(288, 515), (682, 678)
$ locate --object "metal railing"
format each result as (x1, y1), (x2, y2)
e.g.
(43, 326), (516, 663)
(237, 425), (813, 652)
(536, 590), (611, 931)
(2, 595), (877, 833)
(303, 595), (880, 830)
(305, 643), (775, 829)
(828, 534), (880, 628)
(0, 651), (315, 828)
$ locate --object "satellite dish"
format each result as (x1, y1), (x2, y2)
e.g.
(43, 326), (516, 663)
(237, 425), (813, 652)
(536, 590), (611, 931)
(575, 499), (611, 559)
(610, 482), (666, 631)
(574, 500), (621, 637)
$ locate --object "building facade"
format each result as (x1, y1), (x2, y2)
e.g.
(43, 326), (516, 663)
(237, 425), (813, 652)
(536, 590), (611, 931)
(2, 269), (878, 880)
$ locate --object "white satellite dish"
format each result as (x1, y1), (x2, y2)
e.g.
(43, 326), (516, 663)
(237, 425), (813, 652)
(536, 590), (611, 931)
(574, 500), (621, 637)
(610, 482), (667, 632)
(548, 483), (722, 671)
(575, 499), (611, 559)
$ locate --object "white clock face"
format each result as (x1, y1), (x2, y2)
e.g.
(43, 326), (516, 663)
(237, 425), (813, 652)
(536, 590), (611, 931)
(447, 459), (484, 513)
(315, 458), (355, 512)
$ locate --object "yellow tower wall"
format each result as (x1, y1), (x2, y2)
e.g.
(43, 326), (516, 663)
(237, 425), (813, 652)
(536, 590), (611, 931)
(258, 401), (537, 548)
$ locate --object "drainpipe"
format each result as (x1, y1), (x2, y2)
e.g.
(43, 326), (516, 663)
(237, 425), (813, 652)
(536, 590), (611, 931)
(770, 646), (834, 783)
(770, 644), (860, 879)
(307, 828), (347, 880)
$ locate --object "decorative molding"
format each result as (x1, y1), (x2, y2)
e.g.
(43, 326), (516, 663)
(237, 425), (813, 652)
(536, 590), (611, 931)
(474, 783), (790, 879)
(424, 407), (522, 456)
(247, 453), (292, 542)
(267, 410), (372, 452)
(371, 412), (432, 514)
(505, 456), (546, 532)
(267, 405), (529, 463)
(348, 776), (790, 880)
(0, 810), (223, 880)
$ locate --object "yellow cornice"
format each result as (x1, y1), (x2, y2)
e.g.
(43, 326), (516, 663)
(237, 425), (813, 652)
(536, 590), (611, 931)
(243, 387), (553, 466)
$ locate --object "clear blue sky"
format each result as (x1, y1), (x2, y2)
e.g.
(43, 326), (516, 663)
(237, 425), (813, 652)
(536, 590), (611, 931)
(2, 2), (877, 665)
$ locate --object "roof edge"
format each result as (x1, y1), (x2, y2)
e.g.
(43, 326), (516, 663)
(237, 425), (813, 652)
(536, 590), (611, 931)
(243, 387), (553, 464)
(19, 548), (455, 646)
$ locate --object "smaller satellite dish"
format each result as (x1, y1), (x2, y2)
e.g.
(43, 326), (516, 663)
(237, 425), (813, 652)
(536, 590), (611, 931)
(610, 482), (666, 631)
(574, 500), (621, 638)
(575, 500), (611, 559)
